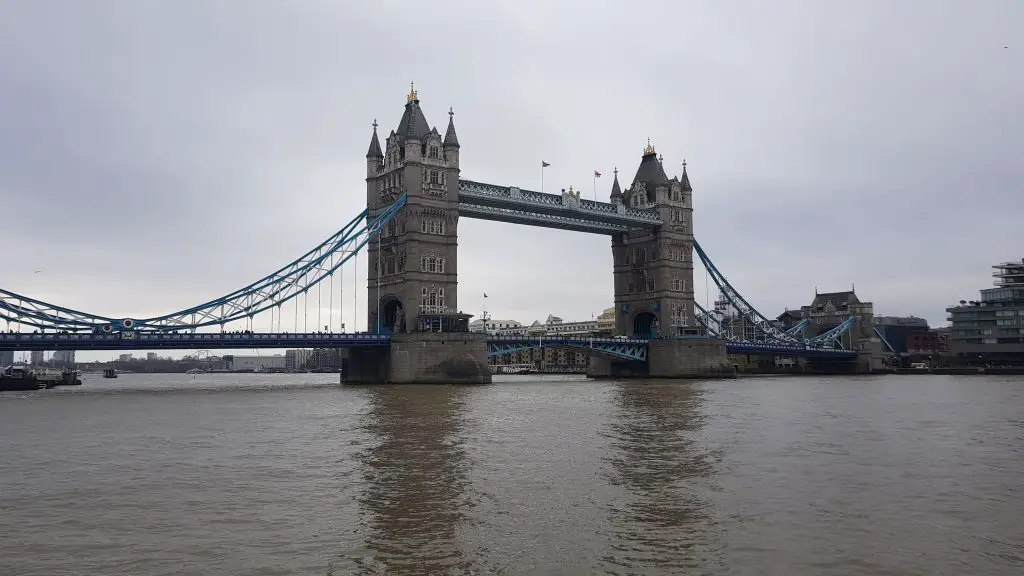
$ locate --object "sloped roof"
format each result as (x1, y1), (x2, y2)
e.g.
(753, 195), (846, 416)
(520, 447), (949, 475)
(395, 99), (432, 141)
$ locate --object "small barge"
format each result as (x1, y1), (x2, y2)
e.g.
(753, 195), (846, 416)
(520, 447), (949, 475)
(1, 365), (83, 392)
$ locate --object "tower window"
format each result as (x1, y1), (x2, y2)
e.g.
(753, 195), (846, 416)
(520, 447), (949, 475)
(420, 255), (446, 273)
(671, 303), (689, 327)
(420, 218), (446, 235)
(429, 145), (439, 159)
(421, 287), (446, 312)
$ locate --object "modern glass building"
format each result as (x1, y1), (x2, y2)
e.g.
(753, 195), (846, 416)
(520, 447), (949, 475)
(946, 258), (1024, 360)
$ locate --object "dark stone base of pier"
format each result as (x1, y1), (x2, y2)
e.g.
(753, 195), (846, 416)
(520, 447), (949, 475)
(341, 333), (491, 385)
(342, 347), (390, 384)
(587, 338), (737, 380)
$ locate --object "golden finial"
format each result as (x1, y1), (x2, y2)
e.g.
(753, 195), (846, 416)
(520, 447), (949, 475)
(643, 137), (656, 156)
(407, 81), (418, 103)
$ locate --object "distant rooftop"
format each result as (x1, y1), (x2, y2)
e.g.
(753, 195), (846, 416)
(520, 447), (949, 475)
(992, 258), (1024, 287)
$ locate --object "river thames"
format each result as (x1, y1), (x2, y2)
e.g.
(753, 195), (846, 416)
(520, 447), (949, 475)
(1, 373), (1021, 575)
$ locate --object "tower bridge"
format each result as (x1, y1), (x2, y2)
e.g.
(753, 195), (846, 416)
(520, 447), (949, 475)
(0, 85), (879, 383)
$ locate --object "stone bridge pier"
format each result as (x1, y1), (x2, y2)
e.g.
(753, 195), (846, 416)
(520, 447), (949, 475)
(343, 332), (491, 385)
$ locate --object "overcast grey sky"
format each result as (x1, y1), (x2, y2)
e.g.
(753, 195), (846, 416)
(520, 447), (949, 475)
(2, 0), (1021, 353)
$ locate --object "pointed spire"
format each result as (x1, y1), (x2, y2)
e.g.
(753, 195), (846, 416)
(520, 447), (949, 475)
(680, 158), (691, 191)
(444, 106), (460, 148)
(396, 89), (431, 140)
(610, 167), (622, 199)
(366, 119), (383, 158)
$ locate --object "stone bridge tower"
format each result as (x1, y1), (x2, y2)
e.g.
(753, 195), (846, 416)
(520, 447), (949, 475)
(365, 85), (462, 334)
(610, 142), (696, 338)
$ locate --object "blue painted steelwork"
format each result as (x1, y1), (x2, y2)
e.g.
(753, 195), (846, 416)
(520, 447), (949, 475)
(486, 335), (649, 361)
(874, 326), (897, 353)
(0, 170), (862, 361)
(459, 180), (662, 234)
(0, 331), (390, 351)
(459, 204), (641, 235)
(692, 241), (805, 344)
(0, 329), (858, 360)
(0, 194), (408, 333)
(692, 241), (858, 351)
(725, 341), (857, 359)
(813, 317), (858, 348)
(694, 301), (856, 353)
(485, 334), (855, 361)
(785, 319), (811, 337)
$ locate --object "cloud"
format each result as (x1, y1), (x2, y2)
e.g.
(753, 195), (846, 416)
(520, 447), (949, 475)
(1, 0), (1021, 359)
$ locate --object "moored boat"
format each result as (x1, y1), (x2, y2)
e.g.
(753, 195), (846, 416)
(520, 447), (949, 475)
(1, 365), (82, 391)
(1, 365), (45, 392)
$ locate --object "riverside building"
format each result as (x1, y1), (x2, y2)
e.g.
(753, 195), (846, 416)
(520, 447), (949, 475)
(947, 258), (1024, 361)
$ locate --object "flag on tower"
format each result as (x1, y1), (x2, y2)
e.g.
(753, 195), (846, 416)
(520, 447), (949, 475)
(594, 170), (602, 178)
(541, 160), (550, 168)
(483, 293), (488, 298)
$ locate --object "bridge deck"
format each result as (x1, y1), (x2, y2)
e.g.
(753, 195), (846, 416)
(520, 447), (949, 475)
(0, 332), (858, 359)
(0, 332), (391, 351)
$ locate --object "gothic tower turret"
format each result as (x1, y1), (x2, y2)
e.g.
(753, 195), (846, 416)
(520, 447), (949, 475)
(609, 167), (623, 204)
(443, 107), (460, 166)
(366, 120), (383, 178)
(365, 84), (461, 333)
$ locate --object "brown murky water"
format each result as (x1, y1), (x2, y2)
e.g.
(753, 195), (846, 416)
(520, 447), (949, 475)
(1, 373), (1022, 575)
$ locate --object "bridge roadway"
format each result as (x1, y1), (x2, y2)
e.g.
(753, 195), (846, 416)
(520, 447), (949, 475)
(0, 332), (857, 360)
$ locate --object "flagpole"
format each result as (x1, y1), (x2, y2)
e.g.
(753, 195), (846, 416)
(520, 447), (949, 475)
(593, 174), (596, 201)
(541, 163), (545, 193)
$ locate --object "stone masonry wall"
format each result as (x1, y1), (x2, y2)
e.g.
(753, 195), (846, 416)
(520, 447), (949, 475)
(388, 332), (491, 384)
(647, 338), (736, 379)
